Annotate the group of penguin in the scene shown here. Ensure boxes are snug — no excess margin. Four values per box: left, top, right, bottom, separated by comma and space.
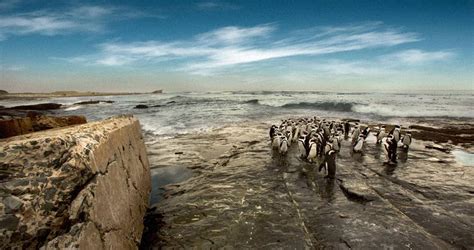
269, 117, 413, 177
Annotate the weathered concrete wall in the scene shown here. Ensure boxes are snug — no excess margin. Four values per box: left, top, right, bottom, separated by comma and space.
0, 115, 151, 249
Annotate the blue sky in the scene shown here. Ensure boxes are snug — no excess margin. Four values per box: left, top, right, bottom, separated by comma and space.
0, 0, 472, 92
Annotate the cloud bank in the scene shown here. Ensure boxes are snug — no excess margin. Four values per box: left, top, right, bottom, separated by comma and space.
61, 22, 453, 76
0, 5, 155, 40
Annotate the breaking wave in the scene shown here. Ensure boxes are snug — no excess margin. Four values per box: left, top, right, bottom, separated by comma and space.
279, 102, 355, 112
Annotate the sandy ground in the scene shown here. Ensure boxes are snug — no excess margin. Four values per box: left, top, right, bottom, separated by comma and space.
141, 120, 474, 249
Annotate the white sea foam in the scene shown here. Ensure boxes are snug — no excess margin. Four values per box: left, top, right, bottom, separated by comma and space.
64, 105, 83, 111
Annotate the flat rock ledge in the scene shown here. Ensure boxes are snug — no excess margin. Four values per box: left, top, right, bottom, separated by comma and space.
0, 115, 151, 249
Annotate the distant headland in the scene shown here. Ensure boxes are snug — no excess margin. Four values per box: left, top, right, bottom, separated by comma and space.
0, 90, 163, 100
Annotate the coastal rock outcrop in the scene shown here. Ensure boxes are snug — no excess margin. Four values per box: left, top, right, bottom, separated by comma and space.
134, 104, 149, 109
0, 115, 151, 249
73, 100, 115, 105
27, 113, 87, 132
0, 114, 87, 138
6, 103, 62, 111
0, 118, 34, 138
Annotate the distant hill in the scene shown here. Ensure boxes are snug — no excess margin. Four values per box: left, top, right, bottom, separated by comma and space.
0, 90, 8, 95
52, 91, 79, 95
152, 90, 163, 94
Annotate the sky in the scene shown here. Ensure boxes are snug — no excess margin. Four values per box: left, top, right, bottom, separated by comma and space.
0, 0, 472, 93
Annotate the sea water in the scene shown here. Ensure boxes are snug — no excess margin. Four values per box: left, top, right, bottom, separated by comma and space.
1, 91, 473, 137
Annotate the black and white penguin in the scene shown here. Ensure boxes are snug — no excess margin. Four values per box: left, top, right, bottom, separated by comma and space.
292, 124, 300, 142
307, 139, 318, 163
269, 125, 276, 139
344, 121, 350, 138
331, 136, 340, 152
279, 136, 289, 155
375, 125, 387, 144
389, 125, 401, 143
361, 126, 371, 139
383, 135, 397, 164
317, 141, 331, 174
285, 130, 292, 147
298, 136, 307, 158
272, 132, 282, 149
402, 131, 412, 150
351, 126, 360, 145
353, 134, 365, 153
324, 149, 337, 179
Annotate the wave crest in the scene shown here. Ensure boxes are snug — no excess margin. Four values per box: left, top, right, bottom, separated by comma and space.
280, 102, 354, 112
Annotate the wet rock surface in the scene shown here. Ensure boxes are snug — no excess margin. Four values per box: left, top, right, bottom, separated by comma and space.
0, 115, 151, 249
142, 121, 473, 249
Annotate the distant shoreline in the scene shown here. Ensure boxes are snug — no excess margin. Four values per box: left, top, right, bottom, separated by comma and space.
0, 90, 162, 100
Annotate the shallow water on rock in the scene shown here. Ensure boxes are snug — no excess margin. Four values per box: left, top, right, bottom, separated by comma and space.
452, 150, 474, 166
149, 166, 194, 204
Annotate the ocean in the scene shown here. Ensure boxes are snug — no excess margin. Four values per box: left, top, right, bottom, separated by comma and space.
2, 91, 473, 137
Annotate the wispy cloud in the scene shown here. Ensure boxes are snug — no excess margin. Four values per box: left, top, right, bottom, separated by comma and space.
62, 22, 454, 76
382, 49, 454, 64
292, 49, 455, 77
0, 5, 155, 40
1, 64, 25, 71
196, 1, 240, 11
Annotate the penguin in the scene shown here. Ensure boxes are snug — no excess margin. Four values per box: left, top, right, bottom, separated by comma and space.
375, 125, 386, 144
279, 136, 289, 155
351, 126, 360, 145
298, 136, 307, 158
361, 126, 371, 139
307, 140, 318, 163
383, 135, 397, 164
389, 125, 401, 143
323, 125, 331, 140
304, 132, 312, 155
332, 133, 342, 153
292, 125, 300, 142
272, 133, 282, 149
315, 132, 325, 157
285, 130, 292, 147
402, 131, 412, 150
331, 136, 339, 152
324, 149, 337, 179
344, 121, 350, 138
269, 125, 277, 140
353, 135, 365, 153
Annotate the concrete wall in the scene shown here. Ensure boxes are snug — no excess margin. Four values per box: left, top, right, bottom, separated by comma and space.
0, 115, 151, 249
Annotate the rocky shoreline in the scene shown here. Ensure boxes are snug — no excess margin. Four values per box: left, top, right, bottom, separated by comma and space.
0, 101, 472, 248
142, 118, 473, 248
